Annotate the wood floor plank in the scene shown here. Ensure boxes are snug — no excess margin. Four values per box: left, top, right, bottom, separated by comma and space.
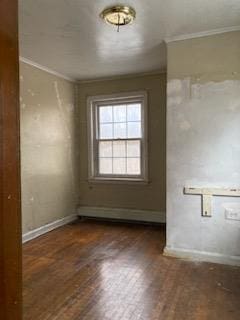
23, 219, 240, 320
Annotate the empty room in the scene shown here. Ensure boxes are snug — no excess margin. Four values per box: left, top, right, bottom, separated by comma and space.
0, 1, 240, 319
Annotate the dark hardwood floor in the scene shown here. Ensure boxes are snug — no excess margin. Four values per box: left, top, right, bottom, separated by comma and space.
23, 219, 240, 320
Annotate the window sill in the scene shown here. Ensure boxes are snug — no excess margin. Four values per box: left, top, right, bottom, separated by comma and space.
88, 177, 149, 185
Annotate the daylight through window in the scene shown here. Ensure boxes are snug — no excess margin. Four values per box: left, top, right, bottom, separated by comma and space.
88, 92, 148, 181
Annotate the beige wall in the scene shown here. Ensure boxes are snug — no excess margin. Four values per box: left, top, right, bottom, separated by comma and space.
20, 62, 78, 234
166, 31, 240, 265
168, 31, 240, 81
77, 73, 166, 212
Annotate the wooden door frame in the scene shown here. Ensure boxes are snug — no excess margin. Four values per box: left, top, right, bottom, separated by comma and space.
0, 0, 22, 319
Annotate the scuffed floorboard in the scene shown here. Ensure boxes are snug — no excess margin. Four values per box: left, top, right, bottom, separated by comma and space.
23, 220, 240, 320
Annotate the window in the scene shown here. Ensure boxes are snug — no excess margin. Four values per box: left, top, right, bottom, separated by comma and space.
87, 92, 148, 182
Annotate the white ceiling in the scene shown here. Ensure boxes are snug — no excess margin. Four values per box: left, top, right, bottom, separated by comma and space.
19, 0, 240, 80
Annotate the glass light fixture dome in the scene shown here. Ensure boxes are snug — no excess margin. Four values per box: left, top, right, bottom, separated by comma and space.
100, 5, 136, 31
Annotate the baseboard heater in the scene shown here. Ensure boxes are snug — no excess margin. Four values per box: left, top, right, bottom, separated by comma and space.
78, 206, 166, 224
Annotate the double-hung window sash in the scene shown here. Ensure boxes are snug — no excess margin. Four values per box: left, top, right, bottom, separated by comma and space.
88, 93, 147, 181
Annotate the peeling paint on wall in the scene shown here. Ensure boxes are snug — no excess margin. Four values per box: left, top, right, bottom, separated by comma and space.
166, 31, 240, 265
20, 61, 78, 234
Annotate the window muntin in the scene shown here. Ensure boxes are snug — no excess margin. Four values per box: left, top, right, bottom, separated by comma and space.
88, 93, 147, 181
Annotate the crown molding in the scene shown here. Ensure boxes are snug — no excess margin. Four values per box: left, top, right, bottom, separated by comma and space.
19, 56, 77, 82
78, 69, 166, 84
164, 25, 240, 43
20, 56, 166, 84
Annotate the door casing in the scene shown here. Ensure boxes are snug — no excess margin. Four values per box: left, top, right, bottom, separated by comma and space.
0, 0, 22, 319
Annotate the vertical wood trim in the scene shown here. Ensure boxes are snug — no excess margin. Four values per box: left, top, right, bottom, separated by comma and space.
0, 0, 22, 319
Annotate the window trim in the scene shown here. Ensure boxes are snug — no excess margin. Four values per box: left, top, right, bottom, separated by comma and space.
87, 91, 148, 183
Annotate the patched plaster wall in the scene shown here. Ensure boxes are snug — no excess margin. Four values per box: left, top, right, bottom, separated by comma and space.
20, 62, 78, 234
77, 73, 166, 213
165, 31, 240, 265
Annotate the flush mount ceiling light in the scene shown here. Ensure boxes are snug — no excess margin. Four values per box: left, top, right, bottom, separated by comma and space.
100, 5, 136, 32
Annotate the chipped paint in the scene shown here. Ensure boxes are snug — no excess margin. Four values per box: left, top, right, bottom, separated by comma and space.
167, 74, 240, 265
20, 61, 78, 234
54, 81, 71, 139
166, 26, 240, 266
180, 120, 191, 131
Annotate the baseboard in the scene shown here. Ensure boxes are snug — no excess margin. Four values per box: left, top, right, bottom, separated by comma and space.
164, 246, 240, 267
78, 206, 166, 223
22, 214, 78, 243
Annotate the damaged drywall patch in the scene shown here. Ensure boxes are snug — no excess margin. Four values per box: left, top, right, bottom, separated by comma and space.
167, 77, 240, 264
66, 103, 74, 112
27, 88, 35, 96
191, 79, 240, 101
54, 80, 76, 196
20, 60, 77, 234
228, 101, 240, 112
180, 120, 191, 131
168, 78, 240, 105
167, 78, 191, 107
54, 81, 71, 139
173, 112, 192, 132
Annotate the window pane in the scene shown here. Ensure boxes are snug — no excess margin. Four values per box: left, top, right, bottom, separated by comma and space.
99, 141, 112, 157
113, 158, 126, 174
99, 158, 112, 174
114, 123, 127, 139
127, 140, 140, 157
127, 158, 141, 175
113, 141, 126, 157
127, 104, 141, 121
100, 123, 113, 139
127, 122, 141, 138
99, 106, 112, 123
113, 105, 126, 122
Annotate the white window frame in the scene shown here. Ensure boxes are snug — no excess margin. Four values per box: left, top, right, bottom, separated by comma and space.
87, 91, 148, 183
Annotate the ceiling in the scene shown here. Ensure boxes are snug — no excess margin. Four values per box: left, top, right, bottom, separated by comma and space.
19, 0, 240, 81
